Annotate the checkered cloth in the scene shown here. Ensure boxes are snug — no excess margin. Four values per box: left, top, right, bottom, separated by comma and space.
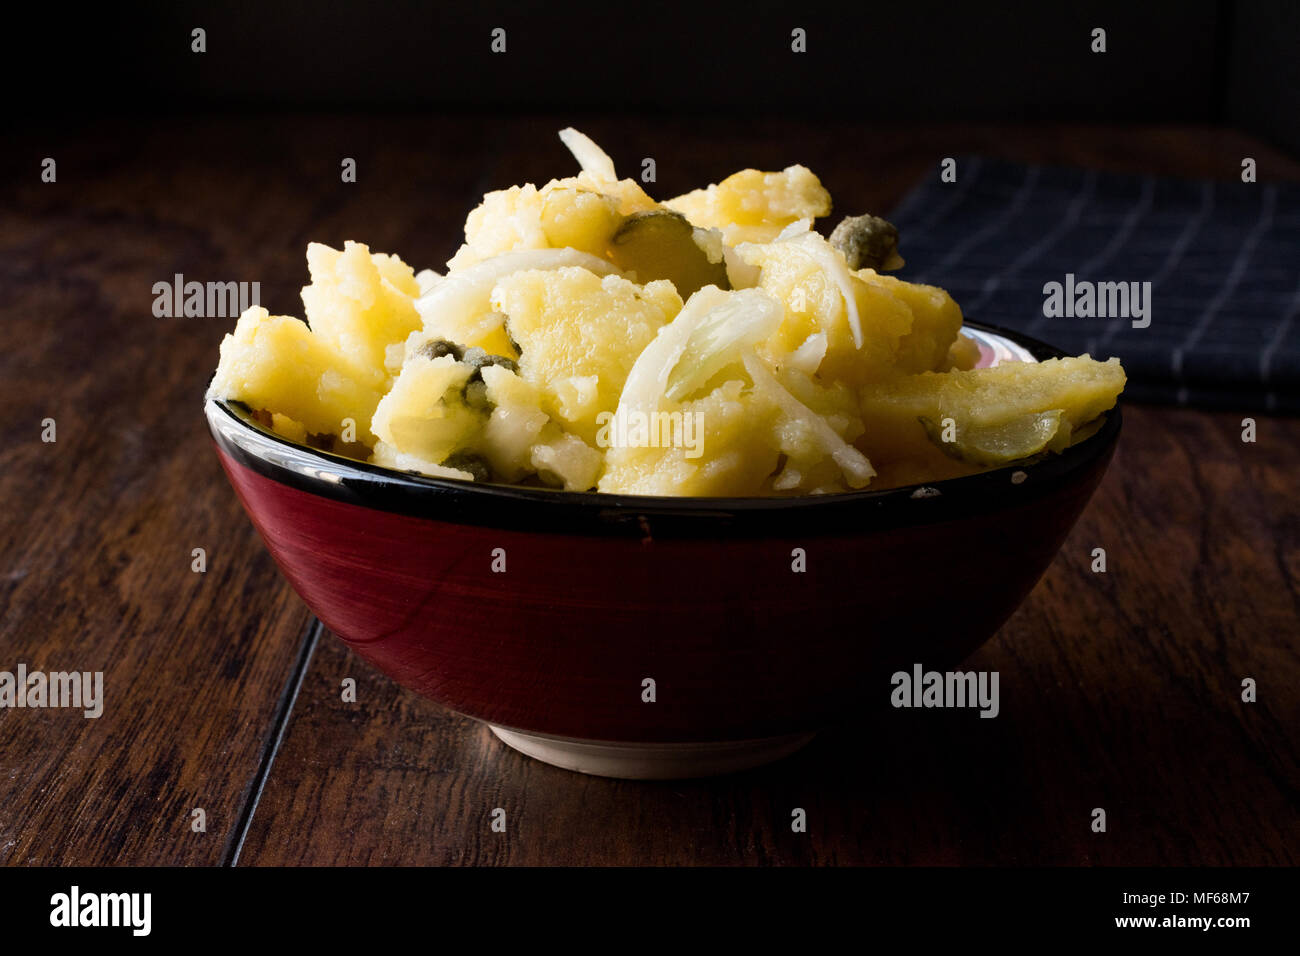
886, 158, 1300, 412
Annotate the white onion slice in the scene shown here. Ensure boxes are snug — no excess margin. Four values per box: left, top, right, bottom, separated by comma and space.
788, 332, 828, 375
558, 127, 618, 182
615, 288, 724, 419
775, 217, 814, 240
665, 289, 783, 401
617, 288, 782, 417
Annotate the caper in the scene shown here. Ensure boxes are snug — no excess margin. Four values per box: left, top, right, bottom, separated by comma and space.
415, 338, 465, 361
829, 214, 902, 271
442, 450, 492, 483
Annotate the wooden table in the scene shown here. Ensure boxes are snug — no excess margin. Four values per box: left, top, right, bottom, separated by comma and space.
1, 117, 1296, 866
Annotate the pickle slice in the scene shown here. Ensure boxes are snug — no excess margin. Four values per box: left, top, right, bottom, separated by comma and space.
858, 356, 1125, 469
921, 409, 1069, 466
607, 210, 730, 297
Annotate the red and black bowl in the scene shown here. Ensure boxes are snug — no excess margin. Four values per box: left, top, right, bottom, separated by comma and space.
205, 322, 1120, 778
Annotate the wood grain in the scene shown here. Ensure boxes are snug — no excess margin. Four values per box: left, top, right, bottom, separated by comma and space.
0, 139, 314, 864
2, 116, 1297, 865
0, 115, 485, 864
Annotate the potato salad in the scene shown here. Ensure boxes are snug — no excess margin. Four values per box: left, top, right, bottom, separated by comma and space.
208, 128, 1125, 496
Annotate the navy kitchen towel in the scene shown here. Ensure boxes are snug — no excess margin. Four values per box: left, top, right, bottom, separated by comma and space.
886, 158, 1300, 412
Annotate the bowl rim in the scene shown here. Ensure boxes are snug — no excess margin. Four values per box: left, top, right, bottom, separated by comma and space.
206, 321, 1122, 538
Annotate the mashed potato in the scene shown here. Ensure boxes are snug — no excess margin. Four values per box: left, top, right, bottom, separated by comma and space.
208, 128, 1125, 496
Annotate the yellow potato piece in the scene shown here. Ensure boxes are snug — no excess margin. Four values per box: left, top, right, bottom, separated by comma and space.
447, 184, 549, 271
666, 165, 831, 245
540, 187, 624, 257
740, 236, 912, 385
856, 271, 964, 374
371, 354, 482, 465
491, 267, 682, 445
565, 172, 658, 216
943, 332, 982, 372
530, 424, 605, 491
598, 380, 781, 497
269, 413, 308, 444
300, 241, 422, 374
208, 307, 387, 444
447, 175, 659, 272
761, 367, 868, 494
479, 365, 551, 482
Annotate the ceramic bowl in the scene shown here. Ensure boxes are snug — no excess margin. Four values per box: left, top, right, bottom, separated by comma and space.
205, 322, 1120, 779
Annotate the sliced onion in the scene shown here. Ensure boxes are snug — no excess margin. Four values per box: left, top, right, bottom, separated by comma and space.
617, 287, 782, 419
788, 332, 828, 375
615, 288, 723, 419
775, 217, 814, 240
558, 127, 618, 182
665, 289, 783, 401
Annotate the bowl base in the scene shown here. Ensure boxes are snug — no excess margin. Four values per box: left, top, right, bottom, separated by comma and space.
487, 725, 816, 779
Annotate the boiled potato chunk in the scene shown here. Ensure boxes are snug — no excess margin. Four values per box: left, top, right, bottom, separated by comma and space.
371, 440, 477, 481
761, 366, 868, 493
490, 267, 682, 445
857, 271, 964, 374
739, 233, 964, 384
858, 356, 1126, 471
414, 248, 620, 363
665, 165, 831, 245
447, 175, 658, 272
269, 412, 308, 444
530, 425, 604, 491
607, 210, 730, 298
446, 184, 550, 272
300, 241, 422, 375
598, 379, 782, 497
943, 332, 982, 372
565, 172, 658, 216
740, 234, 912, 385
540, 187, 623, 257
479, 364, 551, 482
371, 354, 484, 465
209, 307, 387, 444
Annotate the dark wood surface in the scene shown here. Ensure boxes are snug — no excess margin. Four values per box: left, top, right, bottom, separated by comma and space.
2, 116, 1297, 866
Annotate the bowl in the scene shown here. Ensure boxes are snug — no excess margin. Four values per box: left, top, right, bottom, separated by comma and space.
205, 322, 1120, 779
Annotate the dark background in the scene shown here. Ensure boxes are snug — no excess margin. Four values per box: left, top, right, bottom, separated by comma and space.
5, 1, 1297, 153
